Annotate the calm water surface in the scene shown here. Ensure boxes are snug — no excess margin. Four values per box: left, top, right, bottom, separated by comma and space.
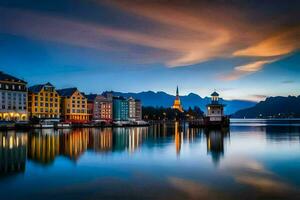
1, 120, 300, 200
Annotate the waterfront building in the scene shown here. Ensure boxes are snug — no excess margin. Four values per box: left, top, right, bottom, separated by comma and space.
128, 97, 142, 121
28, 82, 60, 120
0, 72, 27, 121
86, 94, 113, 123
57, 88, 88, 123
102, 91, 114, 101
113, 96, 129, 121
206, 91, 225, 122
172, 86, 184, 112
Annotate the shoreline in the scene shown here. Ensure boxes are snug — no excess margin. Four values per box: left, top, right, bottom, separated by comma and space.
0, 122, 150, 131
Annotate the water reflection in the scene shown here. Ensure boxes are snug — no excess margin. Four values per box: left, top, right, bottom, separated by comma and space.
1, 124, 300, 173
1, 122, 300, 199
205, 129, 229, 165
0, 124, 231, 173
0, 132, 27, 175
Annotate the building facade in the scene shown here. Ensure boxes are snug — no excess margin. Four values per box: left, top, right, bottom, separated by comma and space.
57, 88, 88, 123
128, 97, 142, 121
28, 82, 60, 119
113, 96, 129, 121
206, 91, 224, 122
86, 94, 113, 123
0, 72, 27, 121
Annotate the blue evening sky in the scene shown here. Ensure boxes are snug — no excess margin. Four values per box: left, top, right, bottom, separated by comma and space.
0, 0, 299, 101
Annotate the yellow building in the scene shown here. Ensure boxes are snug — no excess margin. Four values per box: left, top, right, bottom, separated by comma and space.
57, 88, 88, 123
28, 83, 60, 119
172, 86, 184, 112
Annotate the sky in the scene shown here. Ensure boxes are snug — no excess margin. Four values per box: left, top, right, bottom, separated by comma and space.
0, 0, 299, 101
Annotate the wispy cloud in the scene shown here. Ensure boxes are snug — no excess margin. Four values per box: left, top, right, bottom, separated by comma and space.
282, 80, 295, 84
220, 59, 276, 81
1, 0, 299, 80
233, 27, 300, 57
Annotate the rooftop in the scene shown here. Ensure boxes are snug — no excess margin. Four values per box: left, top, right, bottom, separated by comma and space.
0, 71, 27, 84
211, 91, 219, 96
28, 82, 54, 93
57, 87, 78, 97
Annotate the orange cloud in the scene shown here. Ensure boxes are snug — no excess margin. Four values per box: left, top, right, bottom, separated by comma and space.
220, 59, 276, 81
1, 1, 299, 79
233, 27, 300, 57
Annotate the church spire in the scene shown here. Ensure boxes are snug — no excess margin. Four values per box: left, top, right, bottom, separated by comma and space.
172, 86, 183, 112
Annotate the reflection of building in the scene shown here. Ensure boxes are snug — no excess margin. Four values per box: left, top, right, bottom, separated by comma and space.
88, 128, 113, 152
28, 130, 60, 164
60, 129, 89, 160
28, 82, 60, 119
57, 88, 88, 123
172, 86, 183, 112
128, 97, 142, 121
0, 132, 27, 173
112, 127, 147, 153
86, 94, 113, 123
174, 122, 182, 156
0, 71, 28, 121
128, 128, 144, 153
113, 97, 129, 121
206, 129, 229, 165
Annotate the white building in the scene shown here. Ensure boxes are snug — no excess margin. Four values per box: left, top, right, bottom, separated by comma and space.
206, 91, 224, 122
128, 97, 142, 121
0, 72, 28, 121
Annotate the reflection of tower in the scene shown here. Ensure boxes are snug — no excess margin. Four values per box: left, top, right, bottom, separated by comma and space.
172, 86, 184, 113
206, 129, 229, 166
0, 132, 27, 174
174, 122, 182, 156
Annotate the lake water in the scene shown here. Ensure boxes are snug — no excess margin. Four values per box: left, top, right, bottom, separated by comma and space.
1, 120, 300, 200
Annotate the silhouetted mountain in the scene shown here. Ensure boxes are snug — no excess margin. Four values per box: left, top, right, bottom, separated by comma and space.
105, 91, 256, 114
233, 96, 300, 118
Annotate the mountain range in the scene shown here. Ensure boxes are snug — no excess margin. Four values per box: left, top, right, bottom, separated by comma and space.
107, 91, 256, 115
233, 96, 300, 118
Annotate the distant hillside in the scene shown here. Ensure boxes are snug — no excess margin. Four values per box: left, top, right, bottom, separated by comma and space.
233, 96, 300, 118
106, 91, 256, 115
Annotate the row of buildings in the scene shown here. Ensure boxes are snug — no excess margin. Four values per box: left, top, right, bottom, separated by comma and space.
0, 71, 142, 123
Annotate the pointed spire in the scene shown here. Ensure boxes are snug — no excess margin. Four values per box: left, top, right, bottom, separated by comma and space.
176, 86, 179, 97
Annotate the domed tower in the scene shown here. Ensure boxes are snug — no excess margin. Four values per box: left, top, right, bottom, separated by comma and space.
172, 86, 184, 112
206, 91, 225, 122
